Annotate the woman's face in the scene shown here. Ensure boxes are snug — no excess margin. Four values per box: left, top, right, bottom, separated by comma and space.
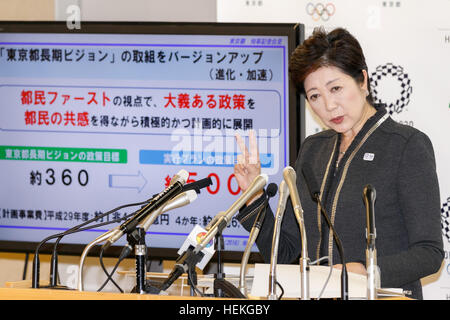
304, 65, 370, 136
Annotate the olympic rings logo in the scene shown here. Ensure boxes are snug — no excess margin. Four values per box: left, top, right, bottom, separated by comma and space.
306, 2, 336, 21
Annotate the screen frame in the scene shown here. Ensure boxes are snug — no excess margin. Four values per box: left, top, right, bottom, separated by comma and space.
0, 20, 305, 264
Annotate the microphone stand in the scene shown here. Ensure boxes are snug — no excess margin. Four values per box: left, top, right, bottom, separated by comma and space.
76, 200, 166, 292
124, 220, 152, 294
283, 167, 310, 300
210, 230, 247, 298
297, 211, 310, 301
213, 232, 225, 297
35, 199, 148, 289
366, 237, 378, 300
363, 185, 378, 300
157, 174, 268, 294
78, 227, 133, 292
238, 206, 263, 297
114, 190, 200, 294
78, 228, 121, 291
239, 183, 277, 298
126, 227, 147, 294
37, 172, 196, 290
49, 205, 144, 289
31, 209, 136, 289
268, 180, 289, 300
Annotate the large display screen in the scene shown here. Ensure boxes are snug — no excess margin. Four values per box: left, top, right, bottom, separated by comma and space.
0, 22, 304, 262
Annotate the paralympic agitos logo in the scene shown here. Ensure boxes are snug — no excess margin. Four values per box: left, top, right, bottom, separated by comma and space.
369, 63, 413, 115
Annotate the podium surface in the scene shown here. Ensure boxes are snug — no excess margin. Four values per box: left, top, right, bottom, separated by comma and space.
0, 287, 228, 300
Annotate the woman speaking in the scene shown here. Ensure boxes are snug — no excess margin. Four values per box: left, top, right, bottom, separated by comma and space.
234, 27, 444, 300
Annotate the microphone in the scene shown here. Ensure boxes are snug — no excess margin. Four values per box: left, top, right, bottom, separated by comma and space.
102, 169, 189, 250
81, 191, 198, 292
158, 173, 269, 293
176, 224, 216, 271
254, 183, 277, 229
126, 190, 199, 252
138, 190, 198, 232
143, 176, 212, 231
181, 176, 212, 194
169, 170, 188, 186
205, 211, 226, 231
283, 166, 310, 300
47, 175, 202, 288
195, 173, 268, 252
268, 180, 290, 300
301, 162, 348, 300
239, 183, 278, 296
32, 198, 149, 289
267, 182, 279, 198
363, 184, 378, 300
150, 224, 211, 293
363, 185, 376, 248
205, 180, 273, 232
130, 190, 198, 294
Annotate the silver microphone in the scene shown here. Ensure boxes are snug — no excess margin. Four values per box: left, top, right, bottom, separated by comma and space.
268, 180, 290, 300
363, 184, 378, 300
103, 169, 189, 248
205, 211, 226, 231
169, 170, 189, 186
194, 173, 268, 254
157, 173, 269, 293
239, 182, 278, 297
138, 190, 198, 231
79, 191, 197, 293
283, 166, 310, 300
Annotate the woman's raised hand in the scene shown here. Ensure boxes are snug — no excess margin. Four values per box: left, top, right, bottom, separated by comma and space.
234, 130, 262, 196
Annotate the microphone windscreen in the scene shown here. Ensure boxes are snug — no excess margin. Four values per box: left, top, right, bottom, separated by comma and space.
260, 173, 269, 184
363, 184, 376, 202
185, 189, 198, 202
169, 169, 189, 186
177, 169, 189, 182
266, 183, 278, 198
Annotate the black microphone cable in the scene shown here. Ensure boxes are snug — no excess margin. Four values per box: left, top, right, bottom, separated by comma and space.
302, 164, 349, 300
97, 178, 213, 293
315, 200, 348, 299
47, 199, 151, 287
187, 264, 205, 297
36, 211, 135, 289
238, 183, 278, 298
51, 211, 135, 292
276, 281, 285, 300
39, 176, 204, 289
97, 243, 132, 293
